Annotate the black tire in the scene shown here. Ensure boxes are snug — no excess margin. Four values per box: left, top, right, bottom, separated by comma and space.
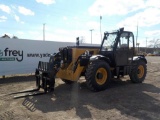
85, 60, 111, 92
62, 79, 74, 84
130, 60, 147, 83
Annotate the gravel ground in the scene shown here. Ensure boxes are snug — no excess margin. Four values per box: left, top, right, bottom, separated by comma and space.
0, 56, 160, 120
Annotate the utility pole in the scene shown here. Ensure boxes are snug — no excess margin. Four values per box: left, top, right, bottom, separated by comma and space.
90, 29, 94, 44
100, 15, 102, 42
136, 22, 138, 47
43, 23, 45, 41
146, 37, 147, 53
137, 43, 140, 53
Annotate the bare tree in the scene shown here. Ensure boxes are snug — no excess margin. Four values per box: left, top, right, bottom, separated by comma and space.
148, 38, 160, 54
79, 36, 85, 43
12, 36, 18, 39
1, 34, 10, 38
1, 34, 18, 39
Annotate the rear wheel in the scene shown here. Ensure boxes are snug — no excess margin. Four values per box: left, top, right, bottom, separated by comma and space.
130, 60, 147, 83
85, 60, 111, 92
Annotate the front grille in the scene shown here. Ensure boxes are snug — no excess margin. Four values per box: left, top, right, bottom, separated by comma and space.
60, 47, 72, 63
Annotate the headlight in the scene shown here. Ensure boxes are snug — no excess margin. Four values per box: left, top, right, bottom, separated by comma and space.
60, 60, 65, 68
85, 50, 89, 56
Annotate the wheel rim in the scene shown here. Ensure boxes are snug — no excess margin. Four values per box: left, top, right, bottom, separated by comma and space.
137, 65, 144, 78
95, 68, 107, 85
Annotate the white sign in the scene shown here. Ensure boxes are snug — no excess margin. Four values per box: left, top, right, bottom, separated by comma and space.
0, 38, 76, 75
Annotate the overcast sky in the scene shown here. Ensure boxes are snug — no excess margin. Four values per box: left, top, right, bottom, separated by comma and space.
0, 0, 160, 47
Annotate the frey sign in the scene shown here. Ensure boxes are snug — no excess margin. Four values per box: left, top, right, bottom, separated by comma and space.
0, 48, 23, 62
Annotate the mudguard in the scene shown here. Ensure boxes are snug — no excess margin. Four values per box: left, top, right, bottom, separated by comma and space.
133, 56, 147, 64
90, 55, 111, 65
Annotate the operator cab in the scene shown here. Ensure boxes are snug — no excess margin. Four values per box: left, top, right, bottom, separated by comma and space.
99, 28, 135, 67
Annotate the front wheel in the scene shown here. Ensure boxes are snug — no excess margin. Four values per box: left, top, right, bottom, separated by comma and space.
130, 60, 147, 83
85, 60, 111, 92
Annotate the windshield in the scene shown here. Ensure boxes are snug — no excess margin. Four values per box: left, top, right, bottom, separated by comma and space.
102, 33, 117, 51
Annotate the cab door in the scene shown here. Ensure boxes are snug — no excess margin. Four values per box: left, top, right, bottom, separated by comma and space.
115, 32, 134, 66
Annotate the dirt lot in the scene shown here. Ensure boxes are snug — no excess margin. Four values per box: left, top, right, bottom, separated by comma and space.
0, 56, 160, 120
